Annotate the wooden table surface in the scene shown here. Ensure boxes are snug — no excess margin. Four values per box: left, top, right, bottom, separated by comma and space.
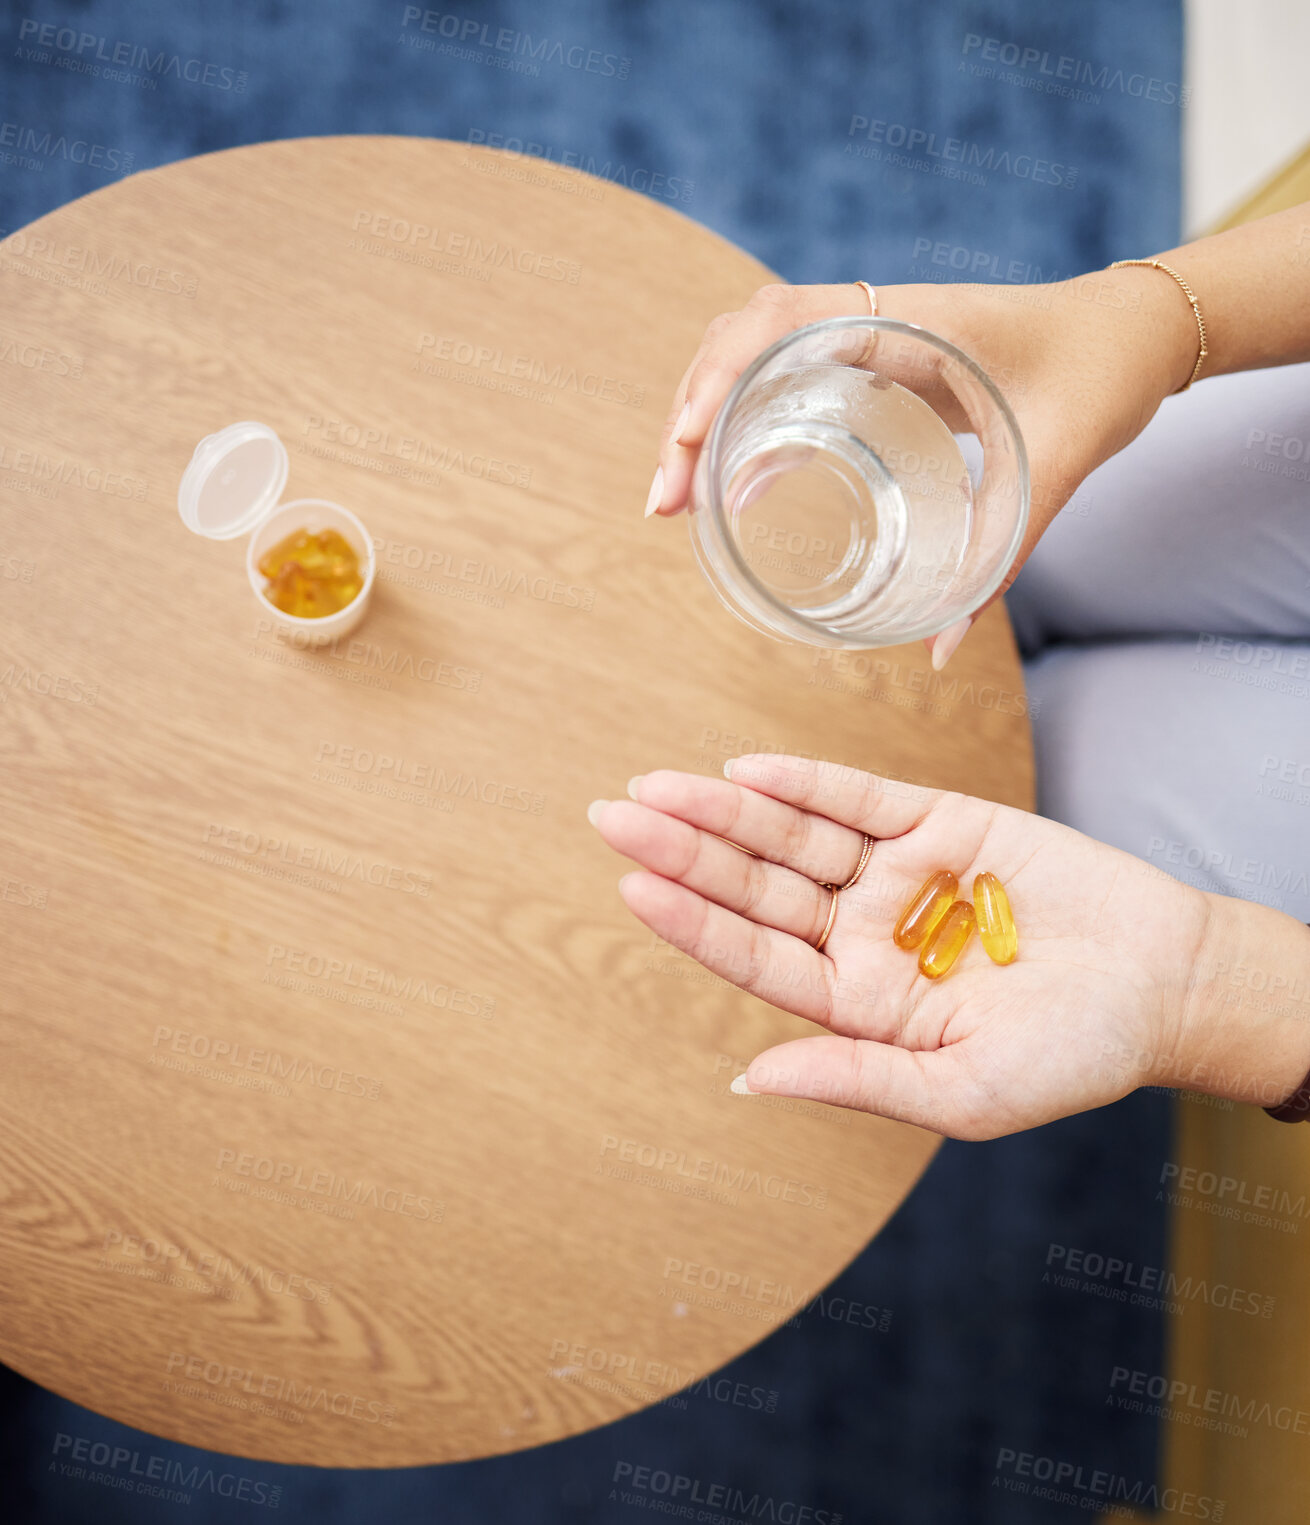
0, 136, 1034, 1467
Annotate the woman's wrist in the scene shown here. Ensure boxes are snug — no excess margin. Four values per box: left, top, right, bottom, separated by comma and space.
1090, 262, 1203, 402
1167, 892, 1310, 1107
1141, 204, 1310, 379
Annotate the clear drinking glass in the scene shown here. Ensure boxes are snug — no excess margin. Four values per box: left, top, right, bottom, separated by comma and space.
686, 317, 1029, 649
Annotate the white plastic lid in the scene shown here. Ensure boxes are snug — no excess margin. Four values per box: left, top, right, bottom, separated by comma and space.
177, 421, 289, 540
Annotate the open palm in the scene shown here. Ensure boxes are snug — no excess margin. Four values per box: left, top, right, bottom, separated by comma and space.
589, 754, 1213, 1138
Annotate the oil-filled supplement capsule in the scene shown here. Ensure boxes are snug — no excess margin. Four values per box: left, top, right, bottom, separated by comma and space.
918, 900, 975, 980
973, 871, 1018, 965
893, 870, 959, 950
258, 526, 363, 619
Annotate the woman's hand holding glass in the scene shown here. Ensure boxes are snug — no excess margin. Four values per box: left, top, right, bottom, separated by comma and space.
646, 275, 1199, 661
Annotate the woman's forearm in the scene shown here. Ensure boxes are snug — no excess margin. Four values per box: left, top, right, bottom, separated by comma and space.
1173, 893, 1310, 1107
1105, 202, 1310, 394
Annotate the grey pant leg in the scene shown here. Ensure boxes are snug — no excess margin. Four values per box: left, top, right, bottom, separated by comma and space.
1024, 639, 1310, 923
1006, 363, 1310, 655
1004, 363, 1310, 908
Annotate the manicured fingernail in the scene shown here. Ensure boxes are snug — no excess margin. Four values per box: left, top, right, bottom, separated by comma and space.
626, 775, 646, 800
586, 799, 609, 826
644, 465, 664, 518
670, 401, 692, 446
729, 1074, 755, 1095
931, 616, 972, 671
722, 760, 734, 778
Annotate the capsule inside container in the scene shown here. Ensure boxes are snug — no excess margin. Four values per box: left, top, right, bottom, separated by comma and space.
177, 420, 376, 643
245, 499, 375, 641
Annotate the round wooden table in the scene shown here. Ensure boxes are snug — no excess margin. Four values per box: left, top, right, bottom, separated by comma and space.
0, 137, 1034, 1467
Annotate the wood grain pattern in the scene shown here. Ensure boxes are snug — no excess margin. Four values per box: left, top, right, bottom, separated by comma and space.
0, 136, 1034, 1466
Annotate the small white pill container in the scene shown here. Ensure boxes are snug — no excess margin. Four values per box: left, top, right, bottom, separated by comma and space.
177, 420, 376, 641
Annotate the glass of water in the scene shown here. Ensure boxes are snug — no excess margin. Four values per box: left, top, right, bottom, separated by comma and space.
686, 317, 1029, 649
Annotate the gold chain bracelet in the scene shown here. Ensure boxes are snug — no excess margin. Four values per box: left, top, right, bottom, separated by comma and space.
1107, 258, 1209, 392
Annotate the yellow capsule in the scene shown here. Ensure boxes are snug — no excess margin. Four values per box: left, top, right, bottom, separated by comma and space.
918, 901, 975, 980
973, 871, 1018, 965
893, 870, 959, 950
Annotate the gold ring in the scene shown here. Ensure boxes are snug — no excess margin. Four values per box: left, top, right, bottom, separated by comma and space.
852, 283, 879, 369
814, 887, 840, 953
835, 833, 874, 891
813, 834, 873, 950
